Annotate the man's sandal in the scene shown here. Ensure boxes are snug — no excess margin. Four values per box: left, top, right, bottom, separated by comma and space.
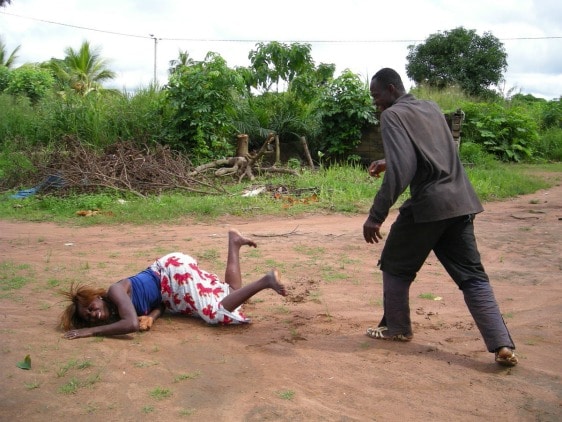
366, 326, 413, 342
495, 347, 518, 367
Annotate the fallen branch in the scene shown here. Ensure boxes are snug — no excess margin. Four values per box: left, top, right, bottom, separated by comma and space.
251, 226, 301, 237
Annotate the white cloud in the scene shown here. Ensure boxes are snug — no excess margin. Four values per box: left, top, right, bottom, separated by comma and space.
1, 0, 560, 99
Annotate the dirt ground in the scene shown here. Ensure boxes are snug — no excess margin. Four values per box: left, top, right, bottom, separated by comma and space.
1, 180, 561, 421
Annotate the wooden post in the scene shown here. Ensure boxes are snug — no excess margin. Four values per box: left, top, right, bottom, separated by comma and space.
300, 136, 315, 169
274, 134, 280, 165
236, 134, 249, 157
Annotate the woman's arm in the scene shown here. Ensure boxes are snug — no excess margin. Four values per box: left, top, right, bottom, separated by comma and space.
64, 279, 140, 339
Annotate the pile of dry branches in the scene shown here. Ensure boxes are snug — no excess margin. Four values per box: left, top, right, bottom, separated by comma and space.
21, 135, 301, 197
34, 138, 226, 197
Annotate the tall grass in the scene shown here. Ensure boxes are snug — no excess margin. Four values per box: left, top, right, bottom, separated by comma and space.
0, 163, 558, 225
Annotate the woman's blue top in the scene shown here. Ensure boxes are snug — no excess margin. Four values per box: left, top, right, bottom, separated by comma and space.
129, 269, 162, 315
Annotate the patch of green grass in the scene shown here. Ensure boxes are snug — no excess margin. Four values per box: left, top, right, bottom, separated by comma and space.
418, 293, 437, 300
174, 371, 200, 382
276, 389, 295, 400
150, 386, 172, 400
293, 244, 326, 257
46, 278, 61, 288
1, 164, 560, 225
141, 406, 155, 414
0, 261, 33, 291
59, 377, 80, 394
134, 360, 159, 368
179, 408, 196, 416
24, 380, 40, 390
56, 358, 92, 377
198, 248, 220, 262
85, 403, 99, 414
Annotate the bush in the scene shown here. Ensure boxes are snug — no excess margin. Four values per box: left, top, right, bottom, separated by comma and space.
460, 102, 539, 162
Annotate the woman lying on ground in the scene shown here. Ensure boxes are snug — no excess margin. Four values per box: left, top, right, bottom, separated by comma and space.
60, 229, 287, 339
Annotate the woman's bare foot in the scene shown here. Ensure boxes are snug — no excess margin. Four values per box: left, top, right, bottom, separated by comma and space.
229, 229, 257, 249
266, 269, 287, 296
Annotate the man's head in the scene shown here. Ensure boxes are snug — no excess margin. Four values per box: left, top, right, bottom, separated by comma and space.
370, 68, 406, 112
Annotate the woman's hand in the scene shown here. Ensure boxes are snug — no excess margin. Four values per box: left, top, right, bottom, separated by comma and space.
63, 328, 93, 340
138, 316, 154, 331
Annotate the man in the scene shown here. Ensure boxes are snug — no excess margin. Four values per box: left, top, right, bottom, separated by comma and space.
363, 67, 517, 367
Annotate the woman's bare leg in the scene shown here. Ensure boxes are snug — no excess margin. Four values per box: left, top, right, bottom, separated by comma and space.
221, 269, 287, 312
224, 229, 257, 290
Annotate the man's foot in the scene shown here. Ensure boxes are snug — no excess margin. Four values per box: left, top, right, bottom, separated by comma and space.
229, 229, 257, 249
266, 269, 287, 297
495, 346, 518, 367
366, 326, 413, 342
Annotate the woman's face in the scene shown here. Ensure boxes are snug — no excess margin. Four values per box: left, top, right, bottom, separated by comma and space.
77, 297, 110, 325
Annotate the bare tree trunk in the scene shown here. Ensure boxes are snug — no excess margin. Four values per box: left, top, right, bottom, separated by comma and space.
274, 135, 280, 165
236, 134, 249, 157
300, 136, 315, 169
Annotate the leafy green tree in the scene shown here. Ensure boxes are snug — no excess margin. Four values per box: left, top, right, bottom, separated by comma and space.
316, 70, 376, 160
406, 27, 507, 97
165, 51, 246, 162
6, 64, 54, 104
49, 41, 115, 95
247, 42, 315, 93
0, 36, 20, 69
168, 50, 194, 75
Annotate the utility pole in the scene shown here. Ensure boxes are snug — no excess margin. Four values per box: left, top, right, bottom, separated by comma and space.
149, 34, 158, 85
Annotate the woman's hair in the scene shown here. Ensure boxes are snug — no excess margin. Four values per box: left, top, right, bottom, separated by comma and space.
59, 282, 107, 330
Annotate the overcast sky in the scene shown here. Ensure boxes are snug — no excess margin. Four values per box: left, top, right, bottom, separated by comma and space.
1, 0, 561, 99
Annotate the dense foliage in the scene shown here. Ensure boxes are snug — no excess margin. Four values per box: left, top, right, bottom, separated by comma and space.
406, 27, 507, 97
0, 35, 561, 193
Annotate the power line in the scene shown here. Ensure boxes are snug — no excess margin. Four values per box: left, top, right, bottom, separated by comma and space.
2, 11, 561, 44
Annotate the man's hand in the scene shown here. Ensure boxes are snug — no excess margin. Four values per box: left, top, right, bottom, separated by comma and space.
138, 316, 154, 331
368, 159, 386, 178
363, 219, 383, 244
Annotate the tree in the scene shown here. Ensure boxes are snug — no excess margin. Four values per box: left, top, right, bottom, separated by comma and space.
247, 42, 315, 93
49, 41, 115, 95
316, 70, 377, 160
168, 50, 194, 75
406, 27, 507, 97
0, 0, 12, 7
0, 36, 20, 69
165, 51, 247, 162
6, 64, 54, 104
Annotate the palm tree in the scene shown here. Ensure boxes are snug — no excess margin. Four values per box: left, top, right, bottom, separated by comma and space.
51, 40, 115, 95
0, 36, 20, 68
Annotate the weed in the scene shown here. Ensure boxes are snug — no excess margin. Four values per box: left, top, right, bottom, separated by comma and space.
59, 377, 80, 394
0, 261, 33, 291
418, 293, 437, 300
179, 408, 196, 416
276, 389, 295, 400
199, 248, 220, 261
174, 371, 200, 382
85, 403, 99, 414
134, 360, 159, 368
24, 380, 40, 390
150, 387, 172, 400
